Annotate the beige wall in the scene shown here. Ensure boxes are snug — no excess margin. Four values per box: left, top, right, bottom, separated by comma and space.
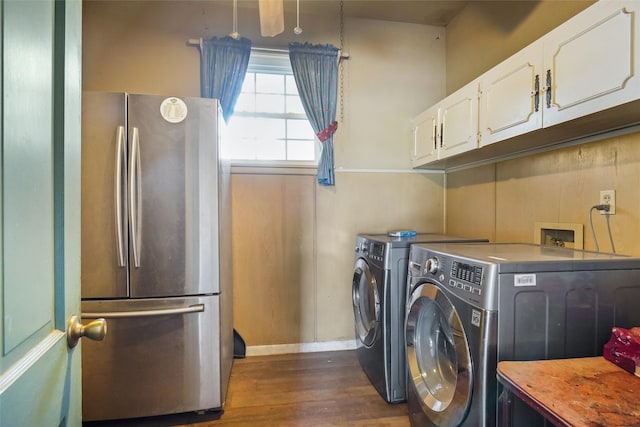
83, 1, 446, 345
317, 171, 444, 341
338, 18, 445, 169
321, 17, 447, 341
445, 164, 496, 241
445, 0, 640, 256
494, 134, 640, 253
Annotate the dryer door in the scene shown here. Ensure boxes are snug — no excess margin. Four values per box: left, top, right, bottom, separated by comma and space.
406, 283, 472, 426
352, 258, 380, 348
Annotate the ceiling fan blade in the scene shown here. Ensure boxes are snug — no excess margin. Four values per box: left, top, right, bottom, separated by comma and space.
259, 0, 284, 37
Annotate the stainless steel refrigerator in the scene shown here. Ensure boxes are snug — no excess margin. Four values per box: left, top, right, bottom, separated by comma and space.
80, 92, 233, 421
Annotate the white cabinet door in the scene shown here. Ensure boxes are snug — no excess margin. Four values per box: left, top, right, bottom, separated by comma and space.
411, 104, 439, 167
543, 0, 640, 128
479, 43, 543, 147
439, 80, 479, 159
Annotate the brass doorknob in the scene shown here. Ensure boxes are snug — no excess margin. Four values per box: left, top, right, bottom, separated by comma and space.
67, 315, 107, 348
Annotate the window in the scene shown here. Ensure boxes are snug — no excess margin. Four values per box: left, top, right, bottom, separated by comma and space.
225, 50, 317, 164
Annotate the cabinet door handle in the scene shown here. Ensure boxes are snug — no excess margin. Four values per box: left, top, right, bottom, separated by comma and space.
433, 123, 438, 151
545, 69, 552, 108
534, 74, 540, 112
440, 122, 444, 147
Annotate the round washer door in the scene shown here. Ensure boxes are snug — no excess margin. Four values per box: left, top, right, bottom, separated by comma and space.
405, 283, 472, 426
352, 258, 380, 347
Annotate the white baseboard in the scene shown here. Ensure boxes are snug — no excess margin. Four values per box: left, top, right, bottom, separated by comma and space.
245, 339, 357, 357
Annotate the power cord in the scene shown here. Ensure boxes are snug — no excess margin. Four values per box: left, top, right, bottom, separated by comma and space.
589, 204, 616, 253
605, 214, 616, 254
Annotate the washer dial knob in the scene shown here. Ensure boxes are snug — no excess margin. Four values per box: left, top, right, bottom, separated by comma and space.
355, 242, 368, 255
425, 257, 439, 274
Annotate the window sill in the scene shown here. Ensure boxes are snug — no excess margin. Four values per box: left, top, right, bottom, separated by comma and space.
230, 161, 317, 176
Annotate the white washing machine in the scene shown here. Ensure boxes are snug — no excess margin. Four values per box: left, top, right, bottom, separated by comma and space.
405, 243, 640, 426
351, 233, 487, 404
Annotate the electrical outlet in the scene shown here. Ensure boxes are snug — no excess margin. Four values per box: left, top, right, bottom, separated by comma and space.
600, 190, 616, 215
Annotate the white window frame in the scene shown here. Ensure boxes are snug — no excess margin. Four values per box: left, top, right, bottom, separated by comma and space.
226, 48, 319, 168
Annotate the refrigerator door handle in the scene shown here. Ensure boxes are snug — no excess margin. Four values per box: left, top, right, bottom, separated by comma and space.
82, 304, 205, 319
115, 125, 126, 267
129, 127, 142, 268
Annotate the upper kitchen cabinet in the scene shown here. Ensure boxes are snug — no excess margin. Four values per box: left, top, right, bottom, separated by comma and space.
479, 43, 543, 147
412, 79, 479, 165
411, 104, 439, 167
480, 1, 638, 147
542, 0, 639, 127
440, 80, 480, 159
416, 0, 640, 170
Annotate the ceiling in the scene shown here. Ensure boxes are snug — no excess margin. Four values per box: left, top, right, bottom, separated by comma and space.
283, 0, 471, 27
317, 1, 468, 26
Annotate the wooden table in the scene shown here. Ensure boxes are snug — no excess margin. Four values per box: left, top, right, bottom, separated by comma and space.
497, 357, 640, 427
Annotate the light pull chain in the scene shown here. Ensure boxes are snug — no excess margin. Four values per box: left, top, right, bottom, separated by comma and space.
294, 0, 302, 34
339, 0, 345, 123
230, 0, 239, 39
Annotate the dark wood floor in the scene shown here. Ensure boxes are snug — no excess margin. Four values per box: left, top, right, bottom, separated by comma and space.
85, 350, 410, 427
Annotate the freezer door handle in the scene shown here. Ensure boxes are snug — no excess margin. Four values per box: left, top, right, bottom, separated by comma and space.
115, 125, 126, 267
82, 304, 205, 319
129, 127, 142, 268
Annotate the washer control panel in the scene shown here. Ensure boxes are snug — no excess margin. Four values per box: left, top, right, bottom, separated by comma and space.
408, 246, 497, 310
368, 241, 385, 263
451, 261, 483, 286
354, 237, 385, 265
447, 260, 484, 296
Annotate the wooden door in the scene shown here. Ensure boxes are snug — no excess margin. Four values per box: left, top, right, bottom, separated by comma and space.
0, 1, 83, 425
542, 0, 640, 128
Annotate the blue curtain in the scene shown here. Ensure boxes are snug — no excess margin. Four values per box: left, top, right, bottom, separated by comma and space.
289, 42, 339, 186
200, 36, 252, 122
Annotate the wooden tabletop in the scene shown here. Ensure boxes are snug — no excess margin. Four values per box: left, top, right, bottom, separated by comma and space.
497, 357, 640, 427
